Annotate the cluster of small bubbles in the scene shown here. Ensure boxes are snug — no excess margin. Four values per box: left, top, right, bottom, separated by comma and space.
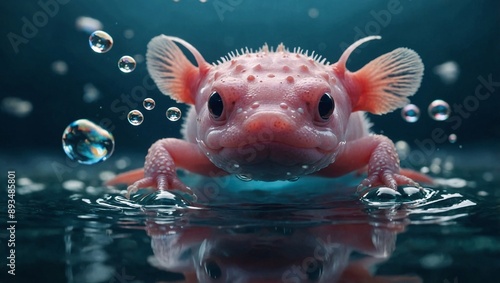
62, 119, 115, 165
236, 174, 252, 182
401, 104, 420, 123
89, 30, 113, 53
127, 110, 144, 126
428, 100, 450, 121
143, 98, 156, 110
166, 107, 182, 121
118, 55, 136, 73
448, 133, 457, 143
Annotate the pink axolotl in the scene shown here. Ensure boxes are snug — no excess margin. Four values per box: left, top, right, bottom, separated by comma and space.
108, 34, 431, 198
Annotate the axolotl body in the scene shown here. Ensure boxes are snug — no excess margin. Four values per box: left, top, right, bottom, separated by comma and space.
108, 35, 429, 198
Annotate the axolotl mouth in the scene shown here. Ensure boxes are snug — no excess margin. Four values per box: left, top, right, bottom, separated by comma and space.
197, 139, 340, 181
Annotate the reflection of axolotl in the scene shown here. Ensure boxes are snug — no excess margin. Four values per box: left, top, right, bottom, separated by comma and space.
145, 215, 421, 283
108, 35, 431, 197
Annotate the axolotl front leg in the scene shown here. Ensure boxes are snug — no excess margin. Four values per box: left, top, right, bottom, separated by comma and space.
317, 135, 419, 192
108, 138, 226, 198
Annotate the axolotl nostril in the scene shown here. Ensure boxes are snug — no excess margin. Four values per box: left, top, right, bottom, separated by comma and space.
107, 35, 432, 198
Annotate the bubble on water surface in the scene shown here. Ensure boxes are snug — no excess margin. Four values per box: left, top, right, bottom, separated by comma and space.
89, 30, 113, 53
428, 100, 450, 121
236, 174, 252, 182
118, 55, 136, 73
62, 119, 115, 165
127, 110, 144, 126
401, 104, 420, 123
361, 186, 435, 207
166, 107, 182, 121
143, 98, 155, 110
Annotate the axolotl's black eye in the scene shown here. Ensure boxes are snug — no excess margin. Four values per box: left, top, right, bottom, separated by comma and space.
318, 93, 335, 120
208, 91, 224, 119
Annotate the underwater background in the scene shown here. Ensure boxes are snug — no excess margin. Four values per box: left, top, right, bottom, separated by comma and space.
1, 1, 500, 283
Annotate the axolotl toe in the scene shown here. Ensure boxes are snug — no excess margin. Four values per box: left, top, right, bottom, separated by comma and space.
107, 35, 432, 198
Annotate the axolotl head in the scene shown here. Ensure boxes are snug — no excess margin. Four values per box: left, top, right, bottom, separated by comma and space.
146, 35, 423, 181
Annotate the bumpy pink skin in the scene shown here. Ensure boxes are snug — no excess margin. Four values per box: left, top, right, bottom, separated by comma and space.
116, 39, 423, 198
190, 52, 356, 181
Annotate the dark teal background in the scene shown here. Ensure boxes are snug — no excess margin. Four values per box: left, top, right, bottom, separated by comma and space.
2, 0, 499, 155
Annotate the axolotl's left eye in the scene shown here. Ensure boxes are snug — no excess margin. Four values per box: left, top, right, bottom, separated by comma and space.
317, 93, 335, 120
208, 91, 224, 120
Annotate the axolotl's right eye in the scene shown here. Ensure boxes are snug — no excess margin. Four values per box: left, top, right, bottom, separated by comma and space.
317, 93, 335, 121
208, 91, 224, 120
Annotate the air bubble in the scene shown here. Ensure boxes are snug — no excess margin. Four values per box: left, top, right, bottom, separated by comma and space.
143, 98, 155, 110
448, 134, 457, 143
62, 119, 114, 165
428, 100, 450, 121
166, 107, 182, 121
89, 30, 113, 53
395, 140, 410, 160
401, 104, 420, 123
361, 186, 433, 207
118, 56, 136, 73
127, 110, 144, 126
